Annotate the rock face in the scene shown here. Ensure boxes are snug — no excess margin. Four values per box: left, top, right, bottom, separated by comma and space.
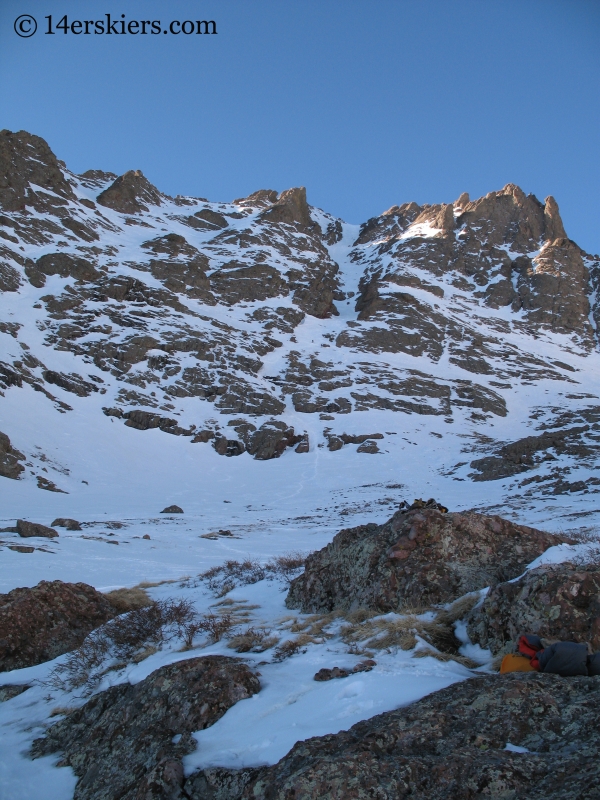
1, 130, 600, 502
16, 519, 59, 538
161, 504, 183, 514
0, 430, 24, 479
286, 508, 565, 613
0, 129, 77, 212
468, 562, 600, 655
241, 673, 600, 800
96, 169, 163, 214
0, 580, 117, 671
32, 656, 261, 800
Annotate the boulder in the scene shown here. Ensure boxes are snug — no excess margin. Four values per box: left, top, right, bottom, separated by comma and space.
313, 660, 376, 682
161, 505, 183, 514
213, 436, 245, 457
123, 409, 192, 436
32, 656, 261, 800
0, 580, 117, 671
51, 517, 82, 531
286, 507, 566, 613
246, 421, 302, 460
16, 519, 59, 538
468, 562, 600, 655
241, 673, 600, 799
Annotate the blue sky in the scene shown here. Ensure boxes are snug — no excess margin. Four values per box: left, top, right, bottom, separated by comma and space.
1, 0, 599, 252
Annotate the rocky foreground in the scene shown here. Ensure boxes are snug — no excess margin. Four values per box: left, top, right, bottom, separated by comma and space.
0, 504, 591, 799
240, 673, 600, 800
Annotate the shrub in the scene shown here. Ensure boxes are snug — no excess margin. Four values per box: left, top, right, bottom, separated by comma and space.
196, 552, 308, 596
45, 599, 201, 694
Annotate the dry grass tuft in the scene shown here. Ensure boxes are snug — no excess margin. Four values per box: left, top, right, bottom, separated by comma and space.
436, 594, 481, 625
105, 587, 154, 613
131, 645, 158, 663
228, 627, 279, 653
136, 578, 180, 589
340, 612, 462, 654
288, 613, 337, 637
273, 633, 318, 662
412, 648, 480, 669
344, 608, 380, 625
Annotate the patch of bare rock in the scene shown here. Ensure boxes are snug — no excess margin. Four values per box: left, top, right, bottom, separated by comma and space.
32, 656, 260, 800
0, 430, 25, 479
286, 502, 567, 613
52, 517, 82, 530
468, 562, 600, 655
238, 673, 600, 799
16, 519, 59, 538
0, 580, 117, 671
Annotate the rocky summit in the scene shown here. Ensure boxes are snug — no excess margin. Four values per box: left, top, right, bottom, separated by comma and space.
0, 129, 600, 520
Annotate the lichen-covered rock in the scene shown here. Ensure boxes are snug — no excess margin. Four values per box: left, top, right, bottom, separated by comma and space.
32, 656, 261, 800
185, 766, 266, 800
286, 508, 566, 613
242, 673, 600, 800
0, 580, 116, 671
467, 562, 600, 655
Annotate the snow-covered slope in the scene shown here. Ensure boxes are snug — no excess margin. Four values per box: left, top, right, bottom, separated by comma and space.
1, 128, 600, 580
2, 129, 600, 800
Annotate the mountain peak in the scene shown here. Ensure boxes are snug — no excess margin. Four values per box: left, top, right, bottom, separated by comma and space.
96, 169, 164, 214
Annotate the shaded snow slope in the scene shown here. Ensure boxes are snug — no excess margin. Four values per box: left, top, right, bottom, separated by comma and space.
1, 129, 600, 566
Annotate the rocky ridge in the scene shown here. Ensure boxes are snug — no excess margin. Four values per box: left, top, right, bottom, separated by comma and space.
0, 129, 600, 503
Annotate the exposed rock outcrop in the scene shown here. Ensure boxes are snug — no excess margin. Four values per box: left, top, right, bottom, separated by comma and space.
286, 508, 566, 613
259, 187, 314, 229
468, 562, 600, 655
0, 430, 25, 479
96, 169, 163, 214
240, 673, 600, 800
0, 129, 77, 212
32, 656, 261, 800
16, 519, 59, 538
0, 580, 117, 671
246, 420, 302, 460
51, 517, 82, 530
